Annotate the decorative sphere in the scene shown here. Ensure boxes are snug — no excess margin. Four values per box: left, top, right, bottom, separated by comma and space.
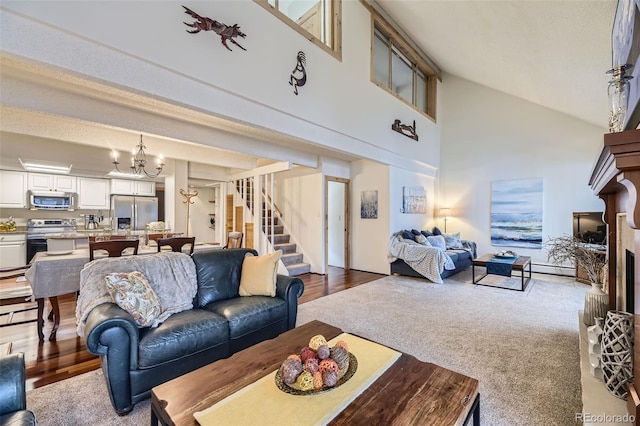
318, 358, 339, 374
280, 358, 302, 385
323, 370, 338, 387
287, 354, 301, 363
303, 358, 319, 375
300, 347, 316, 363
335, 340, 349, 351
309, 334, 327, 351
295, 371, 314, 391
317, 344, 330, 360
330, 346, 350, 370
313, 371, 324, 389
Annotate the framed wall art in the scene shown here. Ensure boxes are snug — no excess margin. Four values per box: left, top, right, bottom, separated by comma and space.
361, 190, 378, 219
491, 178, 543, 249
402, 186, 426, 214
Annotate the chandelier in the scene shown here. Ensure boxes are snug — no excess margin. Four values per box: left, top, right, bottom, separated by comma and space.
111, 135, 165, 178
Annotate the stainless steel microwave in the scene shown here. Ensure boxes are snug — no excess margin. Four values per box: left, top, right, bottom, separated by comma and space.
28, 190, 77, 211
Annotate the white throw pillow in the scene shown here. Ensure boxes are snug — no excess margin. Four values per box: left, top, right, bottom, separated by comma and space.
427, 235, 446, 251
414, 234, 433, 247
239, 250, 282, 297
443, 232, 464, 249
104, 271, 163, 327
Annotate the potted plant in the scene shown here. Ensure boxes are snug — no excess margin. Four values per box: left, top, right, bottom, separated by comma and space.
546, 235, 608, 325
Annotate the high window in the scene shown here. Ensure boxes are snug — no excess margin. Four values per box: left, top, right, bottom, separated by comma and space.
255, 0, 342, 59
371, 15, 438, 121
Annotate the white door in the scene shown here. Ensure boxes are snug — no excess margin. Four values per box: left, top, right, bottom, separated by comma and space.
0, 239, 26, 268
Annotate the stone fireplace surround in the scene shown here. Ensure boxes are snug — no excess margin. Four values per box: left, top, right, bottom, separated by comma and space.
589, 129, 640, 418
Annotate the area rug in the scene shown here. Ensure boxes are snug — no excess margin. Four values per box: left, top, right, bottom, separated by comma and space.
26, 271, 586, 426
297, 271, 587, 426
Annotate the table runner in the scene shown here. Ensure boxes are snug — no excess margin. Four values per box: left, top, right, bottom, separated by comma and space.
193, 333, 401, 426
486, 256, 517, 277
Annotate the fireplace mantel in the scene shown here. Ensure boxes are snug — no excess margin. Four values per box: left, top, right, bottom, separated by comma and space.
589, 129, 640, 419
590, 129, 640, 229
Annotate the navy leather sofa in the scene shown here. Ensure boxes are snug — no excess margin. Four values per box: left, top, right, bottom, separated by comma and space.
84, 248, 304, 415
0, 353, 37, 426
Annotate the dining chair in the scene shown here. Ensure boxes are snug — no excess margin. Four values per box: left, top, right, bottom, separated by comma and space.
223, 232, 243, 249
89, 239, 140, 261
157, 237, 196, 255
0, 265, 37, 334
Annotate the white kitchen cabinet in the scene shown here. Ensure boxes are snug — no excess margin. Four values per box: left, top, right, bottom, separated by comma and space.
78, 177, 110, 209
0, 170, 27, 208
0, 234, 26, 268
111, 179, 155, 196
28, 173, 77, 192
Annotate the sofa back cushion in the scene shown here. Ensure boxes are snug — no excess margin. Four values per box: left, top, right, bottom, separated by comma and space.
192, 248, 259, 307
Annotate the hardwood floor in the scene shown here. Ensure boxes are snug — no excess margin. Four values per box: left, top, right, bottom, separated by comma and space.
0, 266, 384, 391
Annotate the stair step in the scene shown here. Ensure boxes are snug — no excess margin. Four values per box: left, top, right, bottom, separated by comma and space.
286, 262, 311, 276
263, 225, 284, 234
270, 234, 290, 245
274, 242, 297, 254
281, 252, 303, 266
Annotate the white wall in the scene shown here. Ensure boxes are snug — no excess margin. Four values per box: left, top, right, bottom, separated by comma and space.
439, 74, 606, 270
187, 186, 218, 243
350, 159, 390, 274
0, 1, 440, 174
389, 166, 437, 234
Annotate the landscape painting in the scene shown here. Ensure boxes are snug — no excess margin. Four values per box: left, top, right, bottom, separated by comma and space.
361, 190, 378, 219
403, 186, 426, 214
491, 178, 543, 249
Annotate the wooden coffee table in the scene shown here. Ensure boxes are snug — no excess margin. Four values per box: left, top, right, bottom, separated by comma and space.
151, 320, 480, 426
472, 254, 532, 291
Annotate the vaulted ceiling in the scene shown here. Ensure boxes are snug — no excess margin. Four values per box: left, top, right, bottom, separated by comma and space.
377, 0, 617, 129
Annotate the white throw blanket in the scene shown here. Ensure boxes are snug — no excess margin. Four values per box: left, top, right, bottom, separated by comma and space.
75, 252, 198, 336
387, 233, 455, 283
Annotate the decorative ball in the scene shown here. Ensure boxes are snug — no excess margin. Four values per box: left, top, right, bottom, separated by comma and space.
309, 334, 327, 351
317, 344, 330, 360
335, 340, 349, 351
330, 346, 350, 370
287, 354, 301, 363
313, 371, 324, 389
280, 358, 303, 385
295, 371, 314, 391
323, 370, 338, 387
300, 347, 316, 363
318, 358, 339, 374
303, 358, 319, 375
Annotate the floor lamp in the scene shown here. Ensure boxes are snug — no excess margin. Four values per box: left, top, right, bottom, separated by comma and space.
440, 208, 450, 233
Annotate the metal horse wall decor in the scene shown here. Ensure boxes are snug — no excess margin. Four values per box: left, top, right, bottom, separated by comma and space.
182, 6, 246, 52
289, 51, 307, 95
391, 119, 419, 141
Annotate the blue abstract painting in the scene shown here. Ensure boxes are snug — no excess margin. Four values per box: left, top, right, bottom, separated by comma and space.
491, 178, 543, 249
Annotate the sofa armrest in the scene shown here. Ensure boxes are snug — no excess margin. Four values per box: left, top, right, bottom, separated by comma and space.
85, 303, 140, 369
461, 240, 477, 258
275, 274, 304, 329
0, 353, 26, 415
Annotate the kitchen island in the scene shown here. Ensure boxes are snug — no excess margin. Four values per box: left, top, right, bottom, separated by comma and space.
25, 242, 221, 341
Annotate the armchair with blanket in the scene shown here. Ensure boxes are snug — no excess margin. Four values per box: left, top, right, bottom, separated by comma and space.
389, 228, 477, 282
77, 249, 304, 414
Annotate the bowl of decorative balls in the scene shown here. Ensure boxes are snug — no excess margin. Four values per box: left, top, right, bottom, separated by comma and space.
275, 334, 357, 395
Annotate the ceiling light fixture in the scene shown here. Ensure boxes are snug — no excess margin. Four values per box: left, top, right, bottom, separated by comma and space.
111, 134, 165, 178
19, 158, 72, 174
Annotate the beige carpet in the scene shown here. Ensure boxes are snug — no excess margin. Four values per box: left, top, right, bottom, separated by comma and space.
26, 271, 587, 425
297, 270, 587, 426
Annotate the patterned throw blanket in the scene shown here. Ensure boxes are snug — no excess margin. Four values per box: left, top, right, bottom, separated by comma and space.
387, 233, 455, 283
75, 252, 198, 336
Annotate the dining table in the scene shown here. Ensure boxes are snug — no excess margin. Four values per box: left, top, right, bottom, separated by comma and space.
25, 242, 221, 341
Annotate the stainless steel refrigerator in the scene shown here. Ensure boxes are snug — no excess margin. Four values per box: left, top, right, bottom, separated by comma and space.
111, 195, 158, 231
